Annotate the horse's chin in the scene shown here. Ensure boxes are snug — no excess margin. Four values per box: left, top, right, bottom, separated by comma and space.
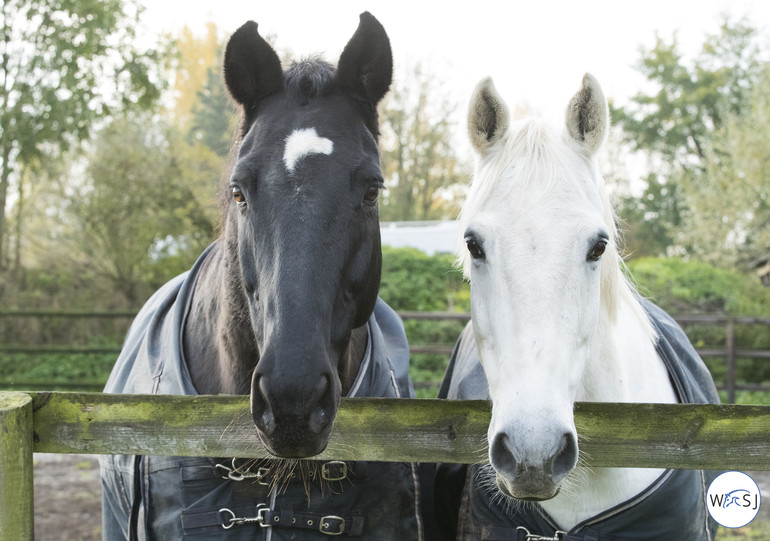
496, 473, 561, 502
256, 429, 330, 459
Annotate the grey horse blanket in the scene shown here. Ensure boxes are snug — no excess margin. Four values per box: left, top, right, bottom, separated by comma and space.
437, 300, 720, 541
99, 243, 423, 540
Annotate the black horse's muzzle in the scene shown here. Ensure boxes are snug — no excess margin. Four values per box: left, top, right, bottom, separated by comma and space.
250, 368, 338, 458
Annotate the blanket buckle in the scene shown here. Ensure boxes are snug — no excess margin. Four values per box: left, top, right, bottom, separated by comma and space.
319, 514, 346, 535
321, 461, 348, 481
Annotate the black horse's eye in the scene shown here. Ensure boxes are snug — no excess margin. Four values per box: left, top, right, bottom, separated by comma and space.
465, 235, 485, 260
587, 238, 608, 262
364, 185, 380, 203
232, 186, 246, 206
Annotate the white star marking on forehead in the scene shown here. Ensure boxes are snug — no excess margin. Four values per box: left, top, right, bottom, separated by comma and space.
283, 127, 334, 172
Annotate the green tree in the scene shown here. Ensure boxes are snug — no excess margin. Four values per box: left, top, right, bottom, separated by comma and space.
170, 22, 221, 131
188, 63, 237, 157
0, 0, 164, 270
166, 23, 236, 158
378, 63, 469, 221
679, 67, 770, 266
64, 116, 220, 306
613, 17, 767, 260
616, 173, 684, 258
617, 17, 763, 169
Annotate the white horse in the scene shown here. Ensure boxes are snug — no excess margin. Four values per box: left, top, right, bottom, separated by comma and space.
442, 74, 719, 539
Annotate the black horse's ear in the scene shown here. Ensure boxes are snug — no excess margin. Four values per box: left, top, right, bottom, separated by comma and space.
224, 21, 283, 110
337, 12, 392, 106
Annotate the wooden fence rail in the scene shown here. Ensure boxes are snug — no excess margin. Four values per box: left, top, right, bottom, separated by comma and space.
2, 390, 770, 540
21, 391, 770, 469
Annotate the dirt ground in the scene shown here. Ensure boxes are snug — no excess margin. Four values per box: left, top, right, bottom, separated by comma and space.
34, 454, 102, 541
33, 453, 770, 540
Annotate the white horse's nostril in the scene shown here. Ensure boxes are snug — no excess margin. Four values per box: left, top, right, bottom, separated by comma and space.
548, 432, 578, 483
489, 432, 522, 480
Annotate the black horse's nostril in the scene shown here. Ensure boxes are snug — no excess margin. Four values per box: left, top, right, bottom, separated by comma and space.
307, 374, 334, 434
250, 374, 275, 435
548, 432, 578, 483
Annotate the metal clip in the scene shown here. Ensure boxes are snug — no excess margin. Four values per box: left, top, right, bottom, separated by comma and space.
321, 461, 348, 482
216, 459, 270, 485
516, 526, 566, 541
319, 515, 346, 536
219, 504, 271, 529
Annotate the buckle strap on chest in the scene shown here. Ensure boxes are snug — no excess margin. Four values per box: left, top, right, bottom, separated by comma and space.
182, 504, 365, 536
207, 459, 362, 485
259, 506, 364, 536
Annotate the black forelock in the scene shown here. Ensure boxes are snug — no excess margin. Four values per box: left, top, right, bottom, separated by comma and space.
284, 57, 379, 136
285, 57, 336, 100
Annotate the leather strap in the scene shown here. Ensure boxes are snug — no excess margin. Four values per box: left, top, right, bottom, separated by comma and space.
185, 459, 367, 486
261, 507, 365, 536
128, 455, 142, 541
182, 504, 365, 536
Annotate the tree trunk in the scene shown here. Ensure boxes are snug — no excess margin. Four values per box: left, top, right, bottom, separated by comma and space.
0, 5, 10, 271
12, 165, 24, 274
0, 142, 11, 270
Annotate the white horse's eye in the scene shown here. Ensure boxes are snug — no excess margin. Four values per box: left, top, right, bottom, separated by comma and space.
587, 239, 608, 262
465, 234, 485, 260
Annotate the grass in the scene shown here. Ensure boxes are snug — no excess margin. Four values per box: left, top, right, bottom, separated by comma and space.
726, 389, 770, 405
717, 521, 770, 539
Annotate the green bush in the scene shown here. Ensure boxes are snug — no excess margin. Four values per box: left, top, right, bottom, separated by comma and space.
5, 249, 768, 400
628, 257, 770, 388
0, 351, 113, 390
627, 257, 770, 315
380, 247, 470, 396
380, 247, 468, 312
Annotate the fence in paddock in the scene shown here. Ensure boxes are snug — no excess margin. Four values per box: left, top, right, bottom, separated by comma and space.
1, 311, 769, 401
2, 390, 770, 539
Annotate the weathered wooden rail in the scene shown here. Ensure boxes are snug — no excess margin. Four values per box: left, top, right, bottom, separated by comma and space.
2, 390, 770, 539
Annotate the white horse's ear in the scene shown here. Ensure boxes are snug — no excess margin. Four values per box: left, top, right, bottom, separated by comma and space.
468, 77, 510, 154
565, 73, 608, 155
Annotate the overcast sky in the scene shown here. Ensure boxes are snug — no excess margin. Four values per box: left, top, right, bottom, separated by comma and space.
140, 0, 768, 126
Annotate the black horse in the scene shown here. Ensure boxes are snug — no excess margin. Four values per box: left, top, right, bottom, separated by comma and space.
100, 13, 424, 540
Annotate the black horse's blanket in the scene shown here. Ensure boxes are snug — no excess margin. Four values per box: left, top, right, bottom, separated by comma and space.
100, 244, 423, 540
437, 300, 720, 541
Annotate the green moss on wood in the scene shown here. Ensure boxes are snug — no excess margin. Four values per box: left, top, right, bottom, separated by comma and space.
20, 392, 770, 469
0, 392, 34, 541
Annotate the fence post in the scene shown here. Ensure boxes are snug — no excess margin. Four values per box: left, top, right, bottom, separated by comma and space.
726, 319, 736, 404
0, 392, 34, 541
